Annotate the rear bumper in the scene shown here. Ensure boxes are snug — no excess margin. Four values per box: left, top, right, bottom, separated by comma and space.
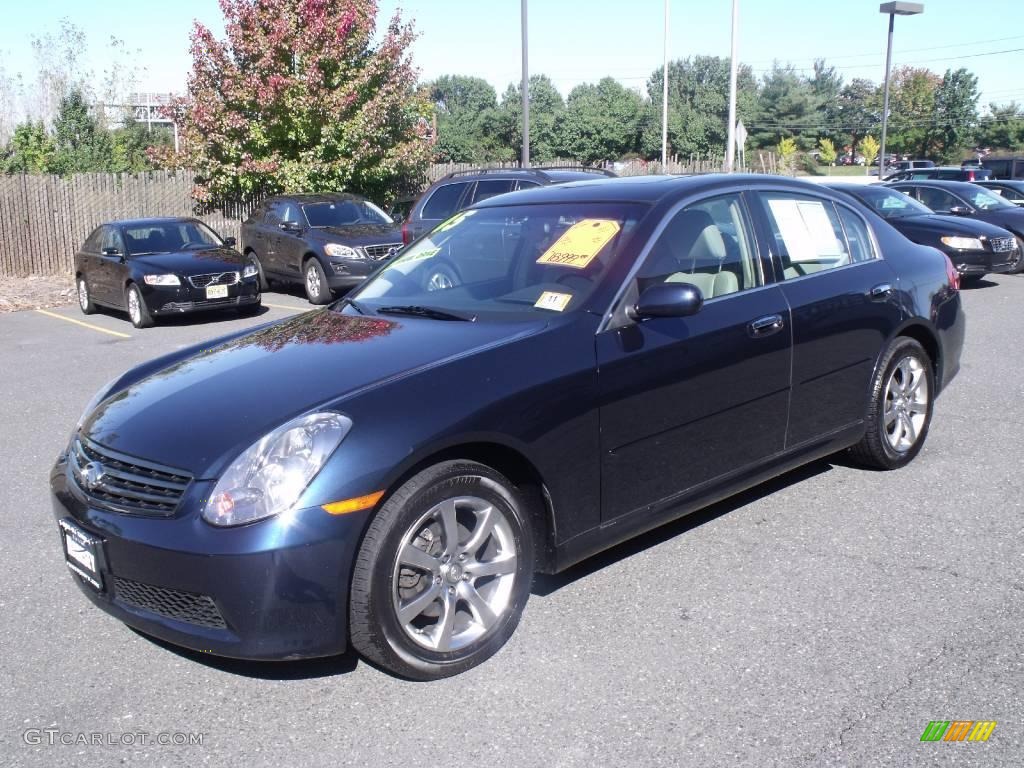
934, 290, 965, 394
49, 456, 371, 661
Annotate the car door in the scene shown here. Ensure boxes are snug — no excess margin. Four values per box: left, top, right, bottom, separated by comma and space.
263, 201, 292, 274
77, 227, 105, 302
596, 192, 792, 521
910, 185, 966, 215
750, 189, 902, 448
98, 226, 129, 305
245, 204, 275, 269
275, 200, 305, 277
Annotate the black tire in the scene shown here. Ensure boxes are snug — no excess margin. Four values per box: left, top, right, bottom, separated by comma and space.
125, 283, 154, 329
423, 262, 461, 292
1011, 237, 1024, 275
849, 337, 934, 470
247, 251, 270, 291
960, 274, 985, 286
303, 258, 333, 304
350, 460, 534, 680
76, 276, 96, 315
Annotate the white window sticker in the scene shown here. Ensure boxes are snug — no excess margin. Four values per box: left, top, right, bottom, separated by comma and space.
533, 291, 572, 312
768, 199, 844, 262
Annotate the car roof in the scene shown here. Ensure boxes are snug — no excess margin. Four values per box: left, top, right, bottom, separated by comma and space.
472, 173, 844, 208
264, 193, 366, 204
433, 166, 616, 185
977, 179, 1024, 187
105, 217, 200, 228
888, 179, 990, 193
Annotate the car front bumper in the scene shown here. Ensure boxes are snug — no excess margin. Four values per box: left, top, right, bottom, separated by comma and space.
944, 247, 1019, 276
141, 277, 261, 316
50, 455, 371, 661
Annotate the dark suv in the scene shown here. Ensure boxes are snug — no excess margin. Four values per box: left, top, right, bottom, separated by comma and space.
241, 194, 403, 304
402, 166, 616, 243
883, 166, 992, 183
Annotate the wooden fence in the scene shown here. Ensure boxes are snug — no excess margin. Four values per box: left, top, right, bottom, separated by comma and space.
0, 155, 731, 277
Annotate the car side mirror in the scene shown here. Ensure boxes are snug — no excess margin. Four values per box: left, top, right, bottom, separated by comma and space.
948, 206, 971, 216
629, 282, 704, 320
101, 247, 122, 258
222, 236, 237, 247
279, 221, 302, 234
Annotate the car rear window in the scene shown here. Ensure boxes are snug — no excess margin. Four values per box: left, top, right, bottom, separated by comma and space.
420, 182, 470, 220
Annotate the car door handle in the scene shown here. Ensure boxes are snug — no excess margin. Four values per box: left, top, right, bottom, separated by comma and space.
869, 283, 893, 300
748, 314, 784, 338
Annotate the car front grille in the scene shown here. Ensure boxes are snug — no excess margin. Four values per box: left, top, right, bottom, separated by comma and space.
362, 243, 401, 260
113, 576, 227, 629
188, 271, 239, 288
68, 437, 191, 517
990, 236, 1016, 253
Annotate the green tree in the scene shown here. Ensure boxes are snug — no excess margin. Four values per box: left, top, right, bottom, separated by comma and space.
931, 68, 979, 163
51, 88, 112, 174
818, 137, 837, 167
110, 120, 172, 173
494, 74, 565, 162
974, 102, 1024, 152
751, 63, 821, 149
429, 75, 499, 163
777, 136, 797, 174
1, 121, 55, 173
557, 78, 642, 164
885, 66, 941, 157
834, 78, 879, 158
641, 55, 757, 159
155, 0, 432, 202
861, 134, 880, 170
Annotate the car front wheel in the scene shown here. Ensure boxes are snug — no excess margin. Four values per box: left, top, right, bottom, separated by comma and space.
849, 337, 934, 470
349, 460, 534, 680
304, 258, 332, 304
125, 283, 154, 328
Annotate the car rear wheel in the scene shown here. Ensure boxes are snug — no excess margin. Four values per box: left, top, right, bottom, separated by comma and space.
125, 283, 154, 329
849, 337, 933, 470
77, 277, 96, 315
1011, 237, 1024, 275
349, 460, 534, 680
304, 258, 332, 304
248, 251, 270, 291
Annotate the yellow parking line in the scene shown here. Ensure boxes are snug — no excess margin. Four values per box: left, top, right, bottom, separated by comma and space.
34, 309, 132, 339
262, 302, 306, 311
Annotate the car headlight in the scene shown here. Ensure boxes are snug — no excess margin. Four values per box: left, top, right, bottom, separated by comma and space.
203, 412, 353, 527
242, 262, 258, 278
940, 236, 984, 250
143, 274, 181, 286
324, 243, 361, 259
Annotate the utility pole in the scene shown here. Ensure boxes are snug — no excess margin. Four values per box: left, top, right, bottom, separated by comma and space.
661, 0, 669, 169
725, 0, 739, 172
521, 0, 530, 167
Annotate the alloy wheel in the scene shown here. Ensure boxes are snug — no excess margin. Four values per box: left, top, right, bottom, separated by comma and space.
78, 279, 89, 310
883, 355, 929, 452
306, 264, 321, 298
128, 289, 141, 325
391, 495, 518, 653
426, 271, 453, 291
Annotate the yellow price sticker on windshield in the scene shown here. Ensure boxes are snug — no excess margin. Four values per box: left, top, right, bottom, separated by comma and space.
435, 210, 476, 233
534, 291, 572, 312
536, 219, 621, 269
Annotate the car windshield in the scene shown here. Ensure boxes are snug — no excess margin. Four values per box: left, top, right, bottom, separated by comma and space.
302, 200, 393, 227
964, 188, 1015, 211
347, 202, 647, 320
123, 221, 222, 255
848, 187, 932, 219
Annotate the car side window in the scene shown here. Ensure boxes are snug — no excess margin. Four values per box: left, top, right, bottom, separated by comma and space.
835, 205, 877, 263
470, 180, 516, 205
100, 227, 126, 254
757, 193, 853, 279
82, 227, 104, 253
266, 203, 285, 224
916, 187, 960, 213
279, 202, 299, 225
516, 180, 542, 191
420, 182, 470, 220
634, 193, 761, 300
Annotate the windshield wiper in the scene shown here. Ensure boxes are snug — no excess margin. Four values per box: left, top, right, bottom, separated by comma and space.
376, 305, 475, 322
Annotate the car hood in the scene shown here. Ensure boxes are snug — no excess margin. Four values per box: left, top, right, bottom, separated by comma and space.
971, 208, 1024, 236
893, 214, 1014, 238
83, 309, 546, 478
315, 223, 403, 246
132, 248, 247, 274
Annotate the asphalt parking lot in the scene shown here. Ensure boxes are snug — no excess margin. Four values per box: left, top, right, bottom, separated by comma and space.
1, 277, 1021, 767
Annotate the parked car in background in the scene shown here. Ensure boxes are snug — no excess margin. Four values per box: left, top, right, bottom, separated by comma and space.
241, 194, 402, 304
883, 166, 992, 183
837, 153, 867, 166
975, 179, 1024, 206
403, 166, 616, 244
54, 174, 964, 679
826, 183, 1020, 280
75, 218, 260, 328
979, 156, 1024, 180
888, 180, 1024, 274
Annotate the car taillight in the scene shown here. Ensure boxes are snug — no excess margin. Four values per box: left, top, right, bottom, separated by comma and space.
966, 170, 975, 181
401, 219, 411, 245
942, 251, 960, 291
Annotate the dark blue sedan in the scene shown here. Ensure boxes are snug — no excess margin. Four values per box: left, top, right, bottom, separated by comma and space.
51, 175, 964, 679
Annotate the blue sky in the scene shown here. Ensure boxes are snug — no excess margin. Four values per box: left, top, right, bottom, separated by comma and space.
1, 0, 1021, 109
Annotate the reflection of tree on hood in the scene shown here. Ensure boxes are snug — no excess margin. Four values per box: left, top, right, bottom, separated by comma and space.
228, 310, 395, 354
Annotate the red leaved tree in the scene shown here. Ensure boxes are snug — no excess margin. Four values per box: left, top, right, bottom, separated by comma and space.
154, 0, 431, 203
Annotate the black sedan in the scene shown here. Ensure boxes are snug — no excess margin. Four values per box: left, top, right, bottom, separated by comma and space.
52, 175, 964, 679
888, 180, 1024, 274
824, 183, 1021, 280
75, 218, 260, 328
975, 179, 1024, 207
240, 193, 403, 304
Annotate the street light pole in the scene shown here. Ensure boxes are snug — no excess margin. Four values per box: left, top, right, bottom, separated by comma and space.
661, 0, 669, 169
878, 2, 923, 177
725, 0, 739, 172
521, 0, 529, 167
